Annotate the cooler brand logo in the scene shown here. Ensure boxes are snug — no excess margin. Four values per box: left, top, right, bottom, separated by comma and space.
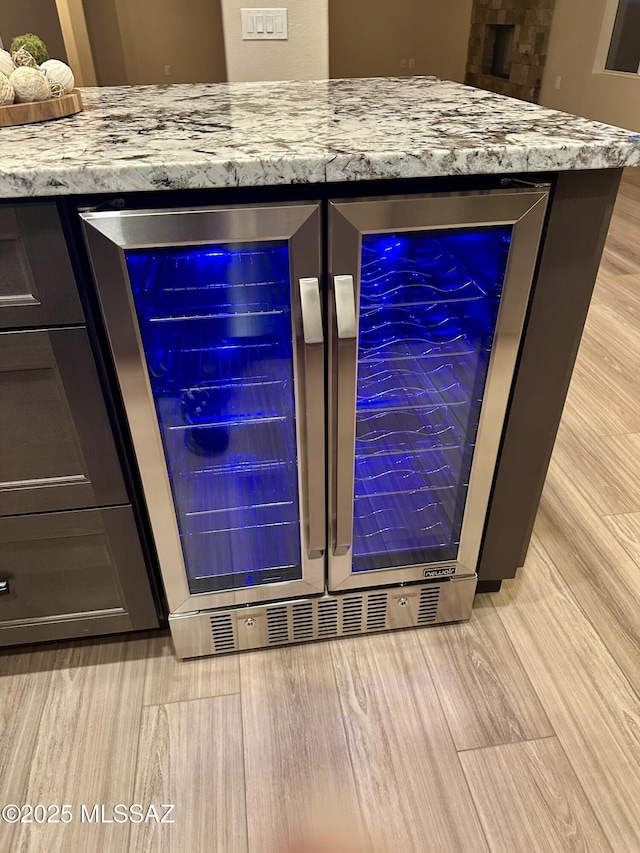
423, 566, 456, 579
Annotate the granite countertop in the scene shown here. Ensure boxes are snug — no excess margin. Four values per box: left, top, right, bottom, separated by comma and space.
1, 76, 639, 198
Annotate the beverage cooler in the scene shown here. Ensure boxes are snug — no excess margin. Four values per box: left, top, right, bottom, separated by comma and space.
81, 187, 548, 658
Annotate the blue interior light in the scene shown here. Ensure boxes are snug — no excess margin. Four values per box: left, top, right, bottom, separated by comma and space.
125, 224, 512, 590
352, 226, 512, 572
125, 241, 303, 593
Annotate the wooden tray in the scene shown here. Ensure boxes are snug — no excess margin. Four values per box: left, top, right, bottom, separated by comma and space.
0, 90, 83, 128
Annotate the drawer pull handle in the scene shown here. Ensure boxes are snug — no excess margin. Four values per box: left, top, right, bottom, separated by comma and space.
0, 580, 9, 596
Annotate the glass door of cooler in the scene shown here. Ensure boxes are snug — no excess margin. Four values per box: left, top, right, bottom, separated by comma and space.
328, 188, 549, 592
81, 204, 325, 613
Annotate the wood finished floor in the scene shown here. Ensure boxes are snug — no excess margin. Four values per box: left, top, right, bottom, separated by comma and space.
3, 172, 640, 852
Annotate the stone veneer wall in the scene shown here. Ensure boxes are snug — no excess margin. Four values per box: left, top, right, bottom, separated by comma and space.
465, 0, 556, 103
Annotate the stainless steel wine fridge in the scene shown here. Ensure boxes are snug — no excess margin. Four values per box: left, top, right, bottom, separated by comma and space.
81, 186, 548, 658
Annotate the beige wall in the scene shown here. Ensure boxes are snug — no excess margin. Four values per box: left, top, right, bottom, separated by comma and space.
0, 0, 67, 63
221, 0, 328, 82
83, 0, 226, 86
116, 0, 226, 85
82, 0, 126, 86
329, 0, 473, 82
540, 0, 640, 129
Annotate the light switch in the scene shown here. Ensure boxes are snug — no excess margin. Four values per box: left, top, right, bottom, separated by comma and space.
241, 8, 288, 40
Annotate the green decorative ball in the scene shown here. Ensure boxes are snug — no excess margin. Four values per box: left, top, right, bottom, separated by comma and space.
10, 34, 49, 66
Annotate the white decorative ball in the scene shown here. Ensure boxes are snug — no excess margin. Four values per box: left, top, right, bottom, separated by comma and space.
40, 59, 74, 94
10, 67, 51, 104
0, 71, 14, 106
0, 49, 15, 80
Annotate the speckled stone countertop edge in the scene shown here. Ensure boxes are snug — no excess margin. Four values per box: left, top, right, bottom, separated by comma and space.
0, 77, 638, 199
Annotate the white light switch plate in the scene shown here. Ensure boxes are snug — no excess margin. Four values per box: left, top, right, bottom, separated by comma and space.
241, 8, 288, 40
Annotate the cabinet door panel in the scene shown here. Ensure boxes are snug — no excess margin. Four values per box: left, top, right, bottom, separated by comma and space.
0, 507, 158, 645
0, 204, 83, 329
0, 328, 128, 515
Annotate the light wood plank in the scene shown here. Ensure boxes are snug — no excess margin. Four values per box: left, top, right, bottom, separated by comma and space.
129, 694, 247, 853
575, 319, 640, 415
240, 642, 364, 853
460, 738, 612, 852
580, 302, 640, 381
331, 631, 489, 853
0, 645, 56, 852
598, 510, 640, 673
620, 167, 640, 191
562, 356, 640, 436
10, 636, 147, 853
494, 539, 640, 851
598, 230, 640, 276
601, 433, 640, 490
550, 418, 640, 516
602, 511, 640, 567
534, 462, 640, 698
598, 189, 640, 275
143, 630, 239, 706
556, 392, 603, 442
0, 645, 56, 798
420, 594, 553, 751
592, 272, 640, 330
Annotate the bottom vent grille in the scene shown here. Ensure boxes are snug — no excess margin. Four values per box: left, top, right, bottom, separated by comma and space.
417, 587, 441, 624
366, 593, 388, 630
342, 597, 364, 633
292, 602, 314, 641
185, 578, 470, 658
210, 613, 236, 652
317, 599, 339, 638
267, 606, 290, 644
173, 578, 475, 659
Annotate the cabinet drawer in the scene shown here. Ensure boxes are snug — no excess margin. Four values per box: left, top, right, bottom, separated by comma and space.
0, 203, 84, 329
0, 507, 158, 645
0, 328, 128, 515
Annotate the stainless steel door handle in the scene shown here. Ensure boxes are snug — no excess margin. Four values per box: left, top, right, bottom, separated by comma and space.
0, 580, 9, 596
299, 278, 325, 556
333, 275, 358, 556
334, 275, 357, 339
299, 277, 323, 344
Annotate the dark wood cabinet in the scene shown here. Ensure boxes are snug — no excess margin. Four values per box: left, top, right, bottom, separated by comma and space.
0, 508, 158, 645
0, 204, 84, 329
0, 200, 159, 646
0, 328, 129, 516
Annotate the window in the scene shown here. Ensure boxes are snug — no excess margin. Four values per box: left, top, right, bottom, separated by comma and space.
606, 0, 640, 72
